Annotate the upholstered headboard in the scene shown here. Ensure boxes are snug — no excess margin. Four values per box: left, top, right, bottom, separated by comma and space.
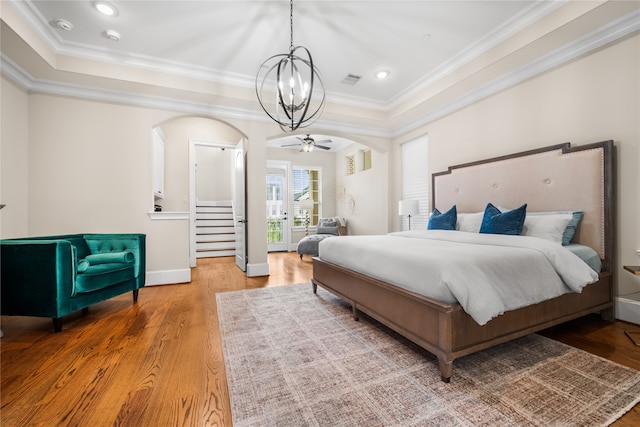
432, 141, 614, 269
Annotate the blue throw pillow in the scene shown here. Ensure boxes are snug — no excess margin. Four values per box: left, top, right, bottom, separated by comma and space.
428, 205, 457, 230
480, 203, 527, 235
562, 211, 583, 245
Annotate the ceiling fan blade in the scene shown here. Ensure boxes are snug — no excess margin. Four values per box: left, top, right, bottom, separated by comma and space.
314, 139, 332, 144
281, 143, 301, 147
316, 145, 332, 150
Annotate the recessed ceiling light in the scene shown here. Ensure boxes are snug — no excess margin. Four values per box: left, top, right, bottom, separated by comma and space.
52, 18, 74, 31
375, 70, 390, 80
103, 29, 121, 41
94, 1, 117, 16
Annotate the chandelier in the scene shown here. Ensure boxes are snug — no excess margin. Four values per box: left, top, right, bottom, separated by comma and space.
255, 0, 325, 132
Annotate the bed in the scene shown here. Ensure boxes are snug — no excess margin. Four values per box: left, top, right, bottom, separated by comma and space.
311, 140, 615, 382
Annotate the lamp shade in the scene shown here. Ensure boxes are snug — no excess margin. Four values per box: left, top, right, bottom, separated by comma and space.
300, 199, 315, 211
398, 200, 419, 216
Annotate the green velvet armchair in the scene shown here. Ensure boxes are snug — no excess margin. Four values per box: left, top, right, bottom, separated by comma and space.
1, 233, 146, 332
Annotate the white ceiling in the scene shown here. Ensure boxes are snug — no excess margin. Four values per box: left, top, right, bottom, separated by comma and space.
5, 1, 637, 152
23, 0, 541, 106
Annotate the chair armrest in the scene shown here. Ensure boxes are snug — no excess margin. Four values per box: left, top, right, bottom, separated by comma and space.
83, 234, 146, 288
0, 240, 75, 318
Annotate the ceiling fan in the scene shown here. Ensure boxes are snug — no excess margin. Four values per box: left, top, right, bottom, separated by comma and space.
280, 134, 332, 152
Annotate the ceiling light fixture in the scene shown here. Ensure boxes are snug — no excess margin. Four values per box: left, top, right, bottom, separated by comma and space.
301, 140, 315, 152
103, 29, 121, 41
53, 19, 74, 31
255, 0, 325, 132
94, 1, 117, 16
376, 70, 390, 80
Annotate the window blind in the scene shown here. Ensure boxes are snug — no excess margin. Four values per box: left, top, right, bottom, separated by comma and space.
292, 167, 321, 227
401, 136, 429, 231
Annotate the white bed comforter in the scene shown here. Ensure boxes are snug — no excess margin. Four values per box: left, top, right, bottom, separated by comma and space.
318, 230, 599, 325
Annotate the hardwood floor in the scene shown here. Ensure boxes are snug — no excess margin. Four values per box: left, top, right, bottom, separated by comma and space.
1, 252, 638, 426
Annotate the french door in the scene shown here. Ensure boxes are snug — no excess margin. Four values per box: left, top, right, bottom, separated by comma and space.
266, 162, 290, 252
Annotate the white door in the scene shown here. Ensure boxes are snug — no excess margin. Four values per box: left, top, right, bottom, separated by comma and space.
234, 144, 247, 271
266, 162, 290, 252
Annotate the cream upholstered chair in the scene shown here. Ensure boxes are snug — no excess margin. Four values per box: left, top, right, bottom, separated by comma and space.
297, 218, 345, 259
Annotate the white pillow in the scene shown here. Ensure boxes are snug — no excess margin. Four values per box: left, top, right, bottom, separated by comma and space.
457, 212, 484, 233
522, 213, 572, 244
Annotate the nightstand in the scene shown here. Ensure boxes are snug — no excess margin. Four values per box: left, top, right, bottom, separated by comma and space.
623, 265, 640, 276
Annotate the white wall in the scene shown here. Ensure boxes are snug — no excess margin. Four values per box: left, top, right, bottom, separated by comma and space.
392, 34, 640, 301
336, 142, 388, 236
195, 146, 233, 202
157, 117, 243, 211
0, 76, 29, 238
22, 94, 191, 272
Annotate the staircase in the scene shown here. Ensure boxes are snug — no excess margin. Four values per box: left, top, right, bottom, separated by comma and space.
196, 201, 236, 258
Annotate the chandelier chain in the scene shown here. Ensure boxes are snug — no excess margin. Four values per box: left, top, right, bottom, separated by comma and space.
289, 0, 294, 51
255, 0, 325, 131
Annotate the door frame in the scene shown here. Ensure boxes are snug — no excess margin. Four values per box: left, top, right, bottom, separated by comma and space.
188, 138, 241, 267
233, 141, 247, 272
266, 160, 291, 252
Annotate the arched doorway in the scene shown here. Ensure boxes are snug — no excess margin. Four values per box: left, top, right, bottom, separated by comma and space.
152, 116, 248, 270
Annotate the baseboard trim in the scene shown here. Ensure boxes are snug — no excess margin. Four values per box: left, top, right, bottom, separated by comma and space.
146, 269, 191, 286
616, 296, 640, 325
247, 262, 269, 277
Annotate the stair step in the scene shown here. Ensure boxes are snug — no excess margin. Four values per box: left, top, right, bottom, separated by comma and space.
197, 226, 236, 234
196, 212, 233, 220
196, 206, 232, 214
196, 200, 232, 206
196, 249, 236, 258
197, 234, 235, 243
197, 219, 234, 227
194, 201, 236, 259
197, 241, 235, 251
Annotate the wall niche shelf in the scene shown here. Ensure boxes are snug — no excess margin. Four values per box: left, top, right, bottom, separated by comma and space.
148, 212, 189, 220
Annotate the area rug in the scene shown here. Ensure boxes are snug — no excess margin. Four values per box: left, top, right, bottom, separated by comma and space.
217, 283, 640, 426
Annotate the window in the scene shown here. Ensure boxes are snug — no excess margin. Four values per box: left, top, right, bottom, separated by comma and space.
266, 181, 281, 201
292, 167, 321, 227
362, 149, 372, 171
346, 150, 371, 175
346, 155, 356, 175
401, 136, 429, 230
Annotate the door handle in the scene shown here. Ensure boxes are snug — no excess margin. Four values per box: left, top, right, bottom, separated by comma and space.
238, 219, 247, 224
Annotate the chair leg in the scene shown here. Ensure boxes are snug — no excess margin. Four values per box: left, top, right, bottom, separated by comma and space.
133, 289, 139, 303
52, 318, 62, 333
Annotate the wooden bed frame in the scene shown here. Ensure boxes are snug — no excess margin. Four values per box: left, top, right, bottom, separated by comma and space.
312, 140, 615, 382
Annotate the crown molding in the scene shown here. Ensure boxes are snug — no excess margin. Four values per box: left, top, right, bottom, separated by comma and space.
0, 53, 394, 139
387, 0, 566, 109
2, 7, 638, 141
391, 7, 640, 138
3, 0, 563, 112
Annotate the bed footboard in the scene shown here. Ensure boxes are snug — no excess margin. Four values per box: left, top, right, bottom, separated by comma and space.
312, 257, 613, 382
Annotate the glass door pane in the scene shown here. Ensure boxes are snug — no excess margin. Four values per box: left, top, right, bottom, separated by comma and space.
266, 165, 289, 251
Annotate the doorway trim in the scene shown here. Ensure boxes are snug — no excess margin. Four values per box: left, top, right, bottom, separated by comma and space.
189, 138, 241, 267
266, 160, 291, 252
